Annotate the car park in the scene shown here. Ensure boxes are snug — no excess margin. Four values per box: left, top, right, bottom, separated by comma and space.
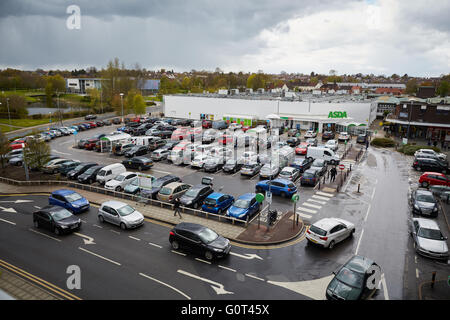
145, 175, 182, 199
202, 193, 235, 214
413, 158, 448, 174
77, 165, 104, 184
306, 218, 355, 249
411, 189, 439, 217
105, 172, 138, 192
125, 145, 148, 158
226, 193, 260, 220
169, 222, 231, 260
259, 163, 280, 180
58, 160, 81, 176
157, 182, 191, 203
98, 201, 144, 230
300, 168, 321, 186
223, 159, 243, 173
290, 157, 314, 173
326, 255, 379, 300
67, 162, 98, 180
240, 162, 262, 177
33, 205, 81, 235
179, 184, 214, 209
410, 218, 449, 260
49, 189, 90, 214
278, 166, 301, 181
255, 179, 298, 198
122, 156, 153, 171
311, 159, 328, 176
41, 158, 71, 174
418, 172, 449, 187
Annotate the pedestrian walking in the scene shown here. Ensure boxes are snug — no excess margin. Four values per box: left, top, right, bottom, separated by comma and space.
433, 140, 438, 148
365, 139, 369, 150
330, 166, 337, 182
173, 198, 182, 218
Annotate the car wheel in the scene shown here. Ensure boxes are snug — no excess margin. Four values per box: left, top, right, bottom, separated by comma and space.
54, 227, 60, 235
193, 202, 199, 209
328, 240, 335, 249
138, 165, 143, 171
34, 220, 39, 228
416, 166, 421, 171
205, 250, 214, 261
330, 160, 336, 165
120, 223, 127, 230
98, 215, 104, 223
421, 181, 429, 188
116, 186, 122, 192
171, 240, 180, 250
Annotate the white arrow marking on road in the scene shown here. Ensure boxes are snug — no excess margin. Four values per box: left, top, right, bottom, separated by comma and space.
229, 252, 263, 260
0, 206, 17, 213
177, 269, 234, 295
74, 232, 96, 245
34, 206, 41, 210
139, 273, 191, 300
267, 275, 334, 300
0, 200, 33, 204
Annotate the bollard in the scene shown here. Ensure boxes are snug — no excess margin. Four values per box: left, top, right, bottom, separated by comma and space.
357, 184, 360, 193
431, 271, 436, 288
350, 164, 352, 171
447, 194, 449, 205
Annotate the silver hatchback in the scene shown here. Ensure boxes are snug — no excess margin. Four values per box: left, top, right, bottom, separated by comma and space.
98, 200, 144, 230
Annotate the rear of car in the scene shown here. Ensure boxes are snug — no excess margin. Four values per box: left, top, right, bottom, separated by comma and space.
300, 169, 319, 186
202, 193, 234, 214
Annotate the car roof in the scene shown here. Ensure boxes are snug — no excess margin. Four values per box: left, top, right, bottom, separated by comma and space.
423, 172, 445, 176
174, 222, 209, 233
281, 166, 296, 172
206, 192, 227, 199
416, 189, 433, 195
312, 218, 341, 231
52, 189, 77, 196
163, 182, 186, 189
101, 200, 129, 209
414, 218, 440, 230
345, 255, 375, 273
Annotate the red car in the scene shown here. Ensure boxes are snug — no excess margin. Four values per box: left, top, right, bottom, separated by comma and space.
10, 139, 26, 150
218, 134, 233, 145
295, 142, 310, 155
83, 138, 99, 150
87, 121, 97, 128
202, 120, 212, 129
419, 172, 450, 188
242, 126, 251, 132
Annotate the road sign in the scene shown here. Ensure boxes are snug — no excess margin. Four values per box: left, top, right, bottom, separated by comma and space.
266, 191, 272, 204
338, 164, 345, 170
255, 193, 265, 203
291, 194, 299, 203
73, 130, 78, 135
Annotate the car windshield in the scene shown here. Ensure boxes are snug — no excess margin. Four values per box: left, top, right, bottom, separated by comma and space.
416, 194, 435, 203
159, 187, 172, 195
50, 208, 73, 221
130, 147, 139, 152
65, 193, 83, 202
280, 171, 290, 176
114, 175, 126, 182
312, 160, 324, 166
184, 189, 199, 197
303, 172, 314, 178
129, 179, 139, 186
198, 228, 219, 244
418, 228, 444, 240
226, 160, 236, 165
336, 267, 364, 288
204, 198, 217, 206
234, 199, 250, 209
73, 164, 84, 171
309, 225, 326, 236
117, 205, 135, 216
84, 167, 98, 175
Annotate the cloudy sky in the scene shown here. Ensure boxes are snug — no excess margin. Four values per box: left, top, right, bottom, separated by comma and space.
0, 0, 449, 76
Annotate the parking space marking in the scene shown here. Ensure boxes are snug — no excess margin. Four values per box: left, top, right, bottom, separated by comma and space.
139, 272, 191, 300
93, 224, 103, 229
28, 228, 61, 242
171, 250, 187, 256
110, 230, 120, 235
79, 247, 121, 266
312, 195, 330, 201
416, 268, 419, 279
296, 207, 317, 214
195, 258, 212, 265
302, 202, 322, 209
245, 273, 265, 282
151, 169, 172, 175
355, 229, 364, 255
148, 242, 163, 248
129, 236, 141, 241
0, 218, 16, 226
316, 191, 334, 198
218, 265, 236, 272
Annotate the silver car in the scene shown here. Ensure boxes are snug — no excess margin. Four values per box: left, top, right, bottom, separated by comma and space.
152, 149, 170, 161
259, 164, 280, 179
306, 218, 355, 249
98, 200, 145, 230
411, 218, 449, 260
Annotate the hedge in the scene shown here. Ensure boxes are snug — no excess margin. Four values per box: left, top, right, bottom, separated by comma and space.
370, 138, 395, 148
398, 144, 441, 156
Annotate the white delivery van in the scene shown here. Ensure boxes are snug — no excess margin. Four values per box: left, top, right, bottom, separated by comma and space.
277, 145, 295, 168
306, 147, 340, 165
131, 136, 159, 146
96, 163, 127, 185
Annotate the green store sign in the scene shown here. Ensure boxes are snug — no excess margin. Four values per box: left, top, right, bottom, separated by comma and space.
328, 111, 348, 119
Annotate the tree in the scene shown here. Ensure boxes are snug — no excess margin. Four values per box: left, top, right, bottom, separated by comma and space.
125, 89, 138, 114
133, 94, 146, 115
437, 80, 450, 97
405, 79, 418, 95
86, 88, 100, 110
23, 134, 51, 171
247, 73, 267, 90
0, 129, 11, 169
111, 94, 122, 116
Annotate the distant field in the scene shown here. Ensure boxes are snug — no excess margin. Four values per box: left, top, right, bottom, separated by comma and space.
0, 124, 15, 133
1, 89, 45, 103
0, 118, 51, 128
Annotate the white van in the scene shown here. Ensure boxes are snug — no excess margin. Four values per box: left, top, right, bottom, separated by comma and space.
96, 163, 127, 185
131, 136, 159, 146
306, 147, 340, 165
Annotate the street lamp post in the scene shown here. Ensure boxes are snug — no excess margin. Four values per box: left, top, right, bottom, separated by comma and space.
6, 98, 11, 127
56, 91, 62, 126
406, 100, 413, 141
120, 93, 124, 122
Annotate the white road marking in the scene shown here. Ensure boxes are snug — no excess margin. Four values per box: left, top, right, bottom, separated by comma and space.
93, 224, 103, 229
296, 207, 317, 214
0, 206, 17, 213
177, 269, 234, 295
34, 206, 41, 209
110, 230, 120, 235
416, 268, 419, 279
149, 242, 163, 248
171, 250, 187, 256
128, 236, 141, 241
355, 229, 364, 255
371, 188, 376, 200
78, 247, 121, 266
267, 275, 334, 300
0, 218, 16, 225
307, 199, 326, 205
139, 272, 191, 300
52, 150, 72, 156
218, 265, 236, 272
298, 212, 312, 219
151, 169, 172, 175
302, 202, 322, 209
0, 200, 33, 204
245, 273, 265, 281
28, 228, 60, 242
229, 252, 263, 260
316, 191, 334, 198
364, 204, 371, 222
195, 258, 212, 265
414, 255, 417, 264
312, 195, 330, 201
74, 232, 96, 245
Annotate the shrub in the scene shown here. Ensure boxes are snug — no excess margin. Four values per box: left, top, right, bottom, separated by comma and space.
370, 138, 395, 148
398, 144, 441, 155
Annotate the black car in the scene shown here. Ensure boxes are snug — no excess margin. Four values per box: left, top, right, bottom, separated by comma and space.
67, 162, 98, 180
33, 205, 81, 235
133, 123, 154, 136
411, 188, 439, 217
356, 134, 367, 144
125, 145, 148, 158
113, 143, 135, 156
179, 184, 214, 209
122, 156, 153, 171
95, 120, 104, 127
58, 161, 80, 176
169, 222, 231, 260
311, 159, 327, 176
123, 122, 141, 133
77, 165, 104, 184
413, 158, 448, 174
204, 157, 224, 173
85, 114, 97, 120
162, 141, 179, 150
146, 175, 182, 199
300, 168, 321, 186
112, 118, 121, 125
223, 159, 243, 173
154, 130, 173, 139
148, 138, 167, 151
322, 131, 335, 140
291, 158, 314, 173
286, 137, 301, 147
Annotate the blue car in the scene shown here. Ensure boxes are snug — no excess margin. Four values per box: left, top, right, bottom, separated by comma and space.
202, 192, 235, 214
48, 189, 90, 214
255, 178, 298, 198
226, 193, 260, 220
117, 126, 127, 132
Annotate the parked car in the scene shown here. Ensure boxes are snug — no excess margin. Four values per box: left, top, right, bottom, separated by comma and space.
151, 149, 170, 161
133, 123, 154, 136
410, 218, 449, 260
418, 172, 449, 188
113, 143, 135, 156
305, 138, 318, 147
33, 205, 81, 235
356, 134, 367, 144
306, 218, 355, 249
125, 145, 148, 158
307, 146, 340, 165
145, 175, 182, 199
322, 131, 335, 140
202, 193, 235, 214
259, 164, 280, 180
191, 154, 209, 169
77, 165, 104, 184
286, 137, 301, 147
411, 188, 439, 217
124, 175, 156, 195
295, 142, 310, 155
48, 189, 90, 214
290, 158, 314, 173
112, 118, 121, 125
179, 184, 214, 209
255, 179, 298, 198
226, 193, 260, 220
157, 182, 191, 203
304, 130, 317, 138
326, 255, 380, 300
414, 149, 447, 162
85, 114, 97, 120
58, 160, 81, 176
8, 155, 24, 166
5, 149, 23, 162
122, 156, 153, 171
83, 138, 99, 150
429, 185, 450, 200
338, 132, 350, 142
278, 166, 301, 181
98, 201, 144, 230
288, 128, 301, 137
311, 159, 328, 176
325, 139, 338, 152
202, 120, 212, 129
300, 168, 321, 186
96, 163, 127, 185
105, 171, 138, 192
223, 159, 243, 173
41, 158, 71, 174
413, 158, 448, 174
169, 222, 231, 260
67, 162, 98, 180
203, 157, 224, 173
240, 162, 262, 177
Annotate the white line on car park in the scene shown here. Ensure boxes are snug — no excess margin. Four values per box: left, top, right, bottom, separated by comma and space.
381, 273, 390, 300
93, 224, 103, 229
218, 265, 236, 272
416, 268, 419, 279
195, 258, 212, 265
0, 218, 16, 225
355, 229, 364, 255
128, 236, 141, 241
245, 273, 265, 281
110, 230, 120, 235
171, 250, 186, 256
78, 247, 121, 266
364, 204, 371, 222
139, 272, 191, 300
148, 242, 162, 248
28, 228, 61, 241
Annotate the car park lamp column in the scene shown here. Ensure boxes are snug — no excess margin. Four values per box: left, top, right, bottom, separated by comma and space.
120, 93, 124, 122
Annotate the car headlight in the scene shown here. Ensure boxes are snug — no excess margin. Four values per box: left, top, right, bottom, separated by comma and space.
60, 225, 68, 229
212, 248, 223, 252
414, 204, 420, 210
72, 204, 80, 208
433, 207, 438, 212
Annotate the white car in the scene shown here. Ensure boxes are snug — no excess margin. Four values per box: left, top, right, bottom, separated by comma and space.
304, 130, 317, 138
306, 218, 355, 249
414, 149, 447, 161
228, 123, 242, 131
238, 151, 258, 164
191, 154, 209, 169
325, 139, 338, 151
338, 132, 350, 142
105, 172, 138, 192
411, 218, 449, 260
98, 200, 144, 230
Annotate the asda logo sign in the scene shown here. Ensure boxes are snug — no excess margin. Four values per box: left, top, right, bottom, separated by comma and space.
328, 111, 347, 118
